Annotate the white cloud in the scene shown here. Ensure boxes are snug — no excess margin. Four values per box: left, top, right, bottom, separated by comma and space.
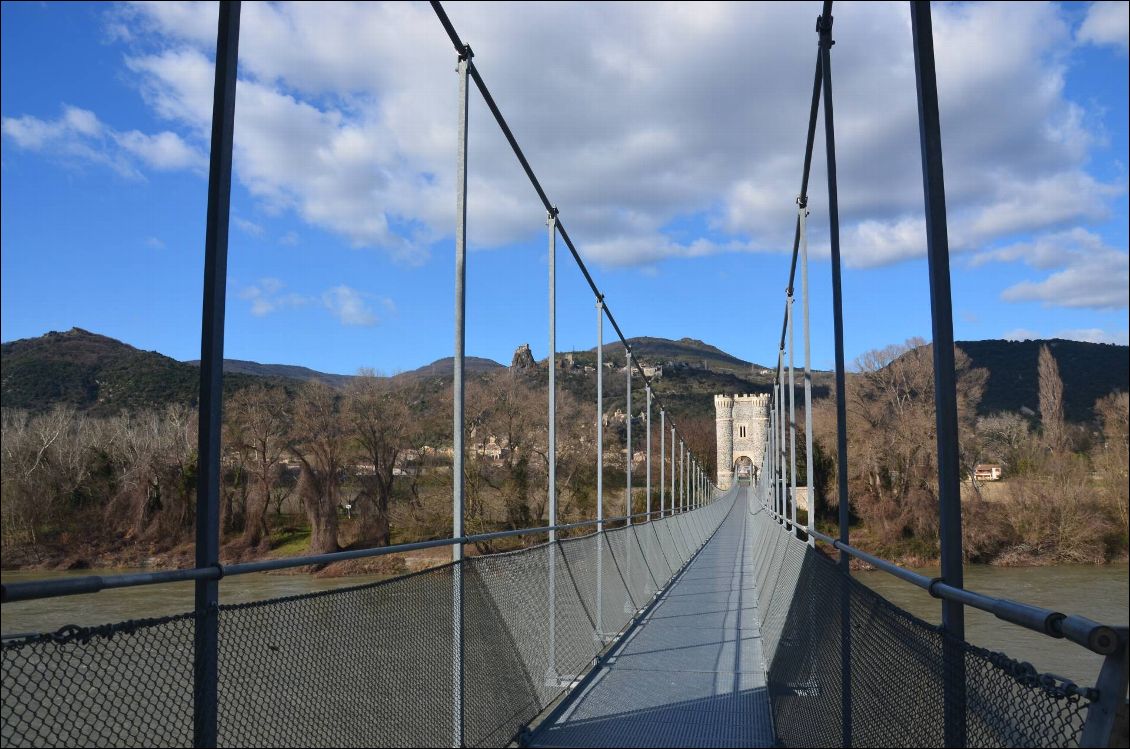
1054, 327, 1129, 345
1077, 1, 1129, 53
145, 236, 166, 250
1, 105, 204, 177
279, 231, 300, 246
1003, 326, 1128, 345
233, 217, 265, 237
237, 277, 311, 317
4, 3, 1122, 272
322, 285, 380, 326
114, 129, 203, 170
1003, 328, 1040, 341
93, 1, 1120, 270
976, 229, 1129, 309
237, 278, 391, 326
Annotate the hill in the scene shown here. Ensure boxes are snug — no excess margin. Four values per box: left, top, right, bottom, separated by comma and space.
4, 329, 1124, 425
391, 356, 504, 383
954, 339, 1128, 422
185, 358, 356, 389
0, 328, 275, 415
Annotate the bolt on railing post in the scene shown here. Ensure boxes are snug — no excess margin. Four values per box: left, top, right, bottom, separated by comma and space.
911, 1, 966, 744
194, 4, 239, 746
800, 199, 815, 546
451, 44, 471, 749
660, 408, 665, 518
646, 386, 652, 521
546, 208, 558, 684
788, 295, 798, 533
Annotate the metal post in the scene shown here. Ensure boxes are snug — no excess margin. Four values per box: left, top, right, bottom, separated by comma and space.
800, 199, 815, 546
659, 409, 665, 518
779, 362, 786, 524
911, 2, 965, 743
194, 4, 239, 746
624, 349, 633, 613
673, 442, 682, 512
451, 46, 471, 749
646, 387, 652, 520
664, 427, 673, 515
788, 296, 798, 532
818, 6, 851, 746
546, 208, 558, 684
768, 407, 774, 515
625, 350, 632, 525
596, 298, 605, 638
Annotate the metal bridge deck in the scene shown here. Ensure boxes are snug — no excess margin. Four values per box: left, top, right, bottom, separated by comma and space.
529, 490, 774, 748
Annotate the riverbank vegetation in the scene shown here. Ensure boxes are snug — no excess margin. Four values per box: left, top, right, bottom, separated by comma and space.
809, 340, 1128, 566
0, 367, 662, 572
2, 338, 1126, 573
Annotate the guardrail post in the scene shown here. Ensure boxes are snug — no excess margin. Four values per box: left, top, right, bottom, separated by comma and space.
1080, 629, 1130, 747
788, 295, 798, 532
596, 298, 605, 639
659, 409, 665, 517
910, 2, 965, 743
800, 199, 815, 546
818, 4, 852, 745
546, 208, 558, 684
671, 427, 676, 515
626, 349, 632, 525
451, 43, 470, 749
673, 442, 682, 512
646, 387, 652, 520
624, 349, 633, 612
194, 4, 239, 746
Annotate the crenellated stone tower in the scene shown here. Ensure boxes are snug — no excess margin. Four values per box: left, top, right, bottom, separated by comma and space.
714, 393, 770, 489
714, 395, 735, 490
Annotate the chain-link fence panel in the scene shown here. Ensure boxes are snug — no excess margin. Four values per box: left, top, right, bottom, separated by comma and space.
748, 506, 1096, 748
2, 492, 736, 748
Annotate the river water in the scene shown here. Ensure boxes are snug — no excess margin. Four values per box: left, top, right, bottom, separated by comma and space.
3, 562, 1127, 687
858, 562, 1129, 687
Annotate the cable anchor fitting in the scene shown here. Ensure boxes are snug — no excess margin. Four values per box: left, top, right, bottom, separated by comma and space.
816, 14, 835, 48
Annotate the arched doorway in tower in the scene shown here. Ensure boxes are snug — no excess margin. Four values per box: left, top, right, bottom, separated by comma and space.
734, 455, 754, 483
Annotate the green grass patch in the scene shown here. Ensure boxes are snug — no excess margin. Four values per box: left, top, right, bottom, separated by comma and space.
269, 526, 311, 557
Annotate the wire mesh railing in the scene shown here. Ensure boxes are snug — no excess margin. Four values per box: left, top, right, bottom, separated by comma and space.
1, 489, 735, 748
747, 491, 1098, 748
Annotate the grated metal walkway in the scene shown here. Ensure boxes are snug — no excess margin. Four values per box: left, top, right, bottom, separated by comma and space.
529, 489, 774, 748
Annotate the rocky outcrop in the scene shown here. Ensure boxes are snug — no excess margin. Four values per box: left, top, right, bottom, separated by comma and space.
510, 343, 536, 370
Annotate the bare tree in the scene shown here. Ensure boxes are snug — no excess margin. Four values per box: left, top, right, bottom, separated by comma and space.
1038, 344, 1066, 452
815, 338, 986, 546
289, 381, 347, 555
227, 385, 289, 549
347, 373, 410, 547
1093, 391, 1129, 529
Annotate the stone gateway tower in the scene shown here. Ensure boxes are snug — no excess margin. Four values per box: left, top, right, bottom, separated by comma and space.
714, 393, 770, 490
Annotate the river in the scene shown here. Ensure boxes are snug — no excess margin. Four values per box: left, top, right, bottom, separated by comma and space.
3, 562, 1127, 688
858, 562, 1129, 687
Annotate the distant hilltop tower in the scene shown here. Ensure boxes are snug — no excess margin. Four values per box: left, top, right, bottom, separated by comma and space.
714, 393, 770, 490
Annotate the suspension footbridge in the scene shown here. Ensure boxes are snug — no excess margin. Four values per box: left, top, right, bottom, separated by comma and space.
2, 2, 1126, 748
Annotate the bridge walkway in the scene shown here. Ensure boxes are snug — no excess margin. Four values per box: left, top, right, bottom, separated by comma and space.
529, 489, 774, 748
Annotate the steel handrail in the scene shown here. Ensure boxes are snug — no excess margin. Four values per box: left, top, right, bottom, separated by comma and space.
1, 496, 723, 604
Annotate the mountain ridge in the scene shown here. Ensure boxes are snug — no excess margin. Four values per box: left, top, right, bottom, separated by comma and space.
2, 327, 1126, 422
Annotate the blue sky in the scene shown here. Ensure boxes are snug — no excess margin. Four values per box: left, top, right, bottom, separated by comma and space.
2, 1, 1128, 375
